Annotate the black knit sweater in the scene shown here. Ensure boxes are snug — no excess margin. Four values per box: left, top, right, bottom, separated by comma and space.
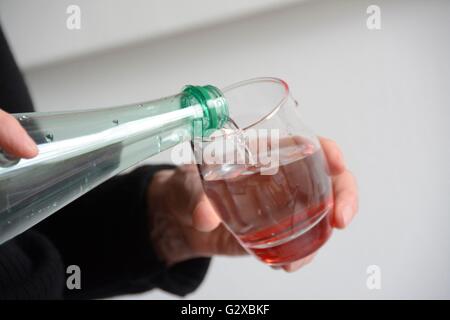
0, 25, 210, 300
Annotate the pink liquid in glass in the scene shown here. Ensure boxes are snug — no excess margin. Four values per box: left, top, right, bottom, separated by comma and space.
202, 139, 333, 265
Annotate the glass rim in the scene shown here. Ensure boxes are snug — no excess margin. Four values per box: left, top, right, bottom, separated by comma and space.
201, 77, 290, 142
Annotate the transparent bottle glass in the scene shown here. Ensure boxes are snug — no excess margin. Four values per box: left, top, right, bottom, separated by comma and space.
0, 85, 228, 244
194, 78, 334, 266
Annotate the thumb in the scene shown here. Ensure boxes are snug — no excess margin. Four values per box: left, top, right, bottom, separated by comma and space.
171, 165, 222, 231
0, 109, 38, 158
192, 193, 221, 232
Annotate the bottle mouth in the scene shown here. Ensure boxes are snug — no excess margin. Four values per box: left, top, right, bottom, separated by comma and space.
181, 84, 229, 137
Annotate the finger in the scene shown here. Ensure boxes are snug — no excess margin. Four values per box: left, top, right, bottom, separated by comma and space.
282, 259, 307, 272
332, 170, 358, 229
165, 165, 202, 226
188, 223, 247, 256
0, 109, 38, 158
173, 165, 221, 231
270, 266, 282, 270
192, 194, 221, 232
319, 137, 345, 176
282, 252, 317, 272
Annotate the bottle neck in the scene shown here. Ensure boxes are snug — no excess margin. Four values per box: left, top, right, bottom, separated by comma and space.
181, 85, 229, 137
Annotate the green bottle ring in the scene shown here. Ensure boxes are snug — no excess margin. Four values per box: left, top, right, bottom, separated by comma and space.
181, 85, 229, 136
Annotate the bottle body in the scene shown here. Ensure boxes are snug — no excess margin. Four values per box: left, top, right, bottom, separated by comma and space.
0, 85, 228, 244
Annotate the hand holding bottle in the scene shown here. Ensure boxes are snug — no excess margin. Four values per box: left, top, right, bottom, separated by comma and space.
0, 109, 38, 161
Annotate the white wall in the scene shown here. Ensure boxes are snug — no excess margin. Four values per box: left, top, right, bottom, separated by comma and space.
0, 0, 301, 69
1, 0, 449, 299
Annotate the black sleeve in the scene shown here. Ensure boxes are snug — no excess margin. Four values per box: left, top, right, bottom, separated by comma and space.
34, 165, 211, 299
0, 231, 65, 299
0, 25, 34, 113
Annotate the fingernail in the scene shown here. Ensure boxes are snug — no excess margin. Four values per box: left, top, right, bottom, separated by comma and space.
341, 204, 354, 226
283, 260, 304, 272
25, 139, 38, 156
193, 200, 220, 232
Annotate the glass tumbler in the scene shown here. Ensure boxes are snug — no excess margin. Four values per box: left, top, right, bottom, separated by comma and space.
193, 77, 334, 266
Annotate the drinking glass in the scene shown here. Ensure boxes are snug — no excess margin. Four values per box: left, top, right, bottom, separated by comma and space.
193, 77, 334, 266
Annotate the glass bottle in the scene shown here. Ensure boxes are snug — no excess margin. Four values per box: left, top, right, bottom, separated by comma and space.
0, 84, 228, 244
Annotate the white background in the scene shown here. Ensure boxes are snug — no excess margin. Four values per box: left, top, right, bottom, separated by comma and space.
1, 0, 449, 299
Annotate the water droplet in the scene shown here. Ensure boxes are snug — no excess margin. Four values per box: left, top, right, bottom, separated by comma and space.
157, 136, 162, 152
7, 220, 11, 224
52, 202, 57, 207
112, 119, 119, 125
45, 133, 54, 142
18, 115, 28, 121
138, 104, 144, 108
